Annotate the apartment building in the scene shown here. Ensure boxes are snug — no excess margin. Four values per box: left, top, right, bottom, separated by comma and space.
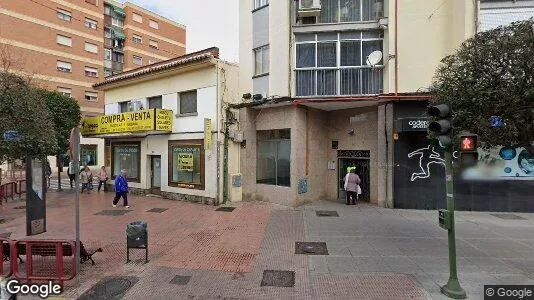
0, 0, 185, 174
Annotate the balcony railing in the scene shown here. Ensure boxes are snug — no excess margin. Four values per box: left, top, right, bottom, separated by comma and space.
295, 67, 383, 97
302, 0, 384, 23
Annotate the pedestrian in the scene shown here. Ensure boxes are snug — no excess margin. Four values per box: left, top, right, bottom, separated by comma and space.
67, 161, 76, 188
44, 160, 52, 188
97, 166, 109, 192
344, 167, 361, 205
113, 169, 129, 208
80, 166, 93, 194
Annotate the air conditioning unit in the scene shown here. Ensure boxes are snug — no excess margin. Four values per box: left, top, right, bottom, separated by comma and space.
298, 0, 321, 18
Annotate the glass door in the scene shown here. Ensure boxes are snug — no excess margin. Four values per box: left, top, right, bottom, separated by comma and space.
151, 156, 161, 195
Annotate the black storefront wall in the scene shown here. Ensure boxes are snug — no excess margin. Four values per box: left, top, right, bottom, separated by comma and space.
392, 101, 534, 212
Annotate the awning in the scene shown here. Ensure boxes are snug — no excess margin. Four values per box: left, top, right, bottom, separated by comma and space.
113, 6, 126, 18
113, 27, 126, 40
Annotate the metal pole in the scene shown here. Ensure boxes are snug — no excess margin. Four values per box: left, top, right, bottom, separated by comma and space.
57, 154, 62, 192
441, 149, 466, 299
72, 127, 81, 291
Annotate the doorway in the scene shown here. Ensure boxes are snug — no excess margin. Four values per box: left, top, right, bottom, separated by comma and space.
338, 158, 371, 202
150, 155, 161, 195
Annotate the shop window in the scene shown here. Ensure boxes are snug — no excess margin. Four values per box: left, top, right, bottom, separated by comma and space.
112, 143, 140, 182
168, 141, 204, 189
256, 129, 291, 187
80, 145, 97, 166
178, 90, 197, 115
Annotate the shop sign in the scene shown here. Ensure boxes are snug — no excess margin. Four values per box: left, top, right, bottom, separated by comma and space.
204, 118, 212, 150
396, 118, 429, 132
178, 153, 194, 171
81, 108, 173, 136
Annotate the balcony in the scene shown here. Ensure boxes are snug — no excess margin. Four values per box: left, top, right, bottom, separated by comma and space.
111, 61, 123, 72
295, 67, 383, 97
296, 0, 384, 24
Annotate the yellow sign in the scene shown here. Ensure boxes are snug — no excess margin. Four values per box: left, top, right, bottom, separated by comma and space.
81, 108, 172, 136
204, 118, 212, 150
178, 153, 194, 172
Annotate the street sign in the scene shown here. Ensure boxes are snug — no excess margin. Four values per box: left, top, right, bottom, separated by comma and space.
3, 130, 22, 141
490, 116, 504, 128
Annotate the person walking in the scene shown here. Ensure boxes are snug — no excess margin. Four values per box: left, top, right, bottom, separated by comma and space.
97, 166, 109, 192
344, 167, 361, 205
80, 166, 93, 194
113, 169, 129, 208
67, 161, 76, 188
44, 161, 52, 189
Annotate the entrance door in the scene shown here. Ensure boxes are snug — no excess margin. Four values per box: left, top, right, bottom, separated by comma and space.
150, 156, 161, 195
338, 158, 371, 202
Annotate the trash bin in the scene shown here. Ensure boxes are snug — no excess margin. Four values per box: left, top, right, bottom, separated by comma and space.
126, 221, 148, 263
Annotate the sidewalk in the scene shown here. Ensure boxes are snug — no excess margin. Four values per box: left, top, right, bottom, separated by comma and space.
1, 192, 533, 299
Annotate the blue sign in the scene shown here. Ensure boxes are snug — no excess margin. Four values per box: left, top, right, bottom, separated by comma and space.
490, 116, 504, 128
298, 179, 308, 194
3, 131, 22, 141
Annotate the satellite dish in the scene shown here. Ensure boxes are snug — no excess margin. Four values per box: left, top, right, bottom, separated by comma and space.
366, 50, 383, 67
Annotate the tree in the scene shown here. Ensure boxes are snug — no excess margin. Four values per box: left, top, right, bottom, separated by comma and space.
38, 89, 81, 156
0, 72, 58, 161
430, 19, 534, 151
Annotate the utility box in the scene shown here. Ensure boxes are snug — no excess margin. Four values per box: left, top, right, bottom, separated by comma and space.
126, 221, 148, 263
439, 209, 451, 230
229, 173, 242, 202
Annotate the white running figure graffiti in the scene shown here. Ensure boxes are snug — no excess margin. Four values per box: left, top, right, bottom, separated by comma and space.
408, 146, 445, 181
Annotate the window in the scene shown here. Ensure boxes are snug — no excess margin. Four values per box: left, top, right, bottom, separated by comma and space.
57, 87, 71, 97
104, 69, 111, 77
80, 145, 97, 166
133, 55, 142, 65
85, 67, 98, 77
84, 42, 98, 53
112, 143, 140, 182
113, 52, 124, 63
148, 95, 162, 109
133, 13, 143, 23
319, 0, 384, 23
178, 90, 197, 115
111, 17, 123, 27
104, 48, 112, 60
56, 61, 72, 72
56, 8, 71, 21
119, 100, 143, 112
132, 34, 142, 44
257, 129, 291, 187
104, 27, 112, 38
149, 40, 158, 49
149, 19, 159, 29
253, 45, 269, 76
104, 5, 111, 15
169, 141, 204, 189
85, 0, 97, 5
254, 0, 269, 9
56, 34, 72, 47
295, 31, 384, 96
84, 18, 98, 29
84, 91, 98, 102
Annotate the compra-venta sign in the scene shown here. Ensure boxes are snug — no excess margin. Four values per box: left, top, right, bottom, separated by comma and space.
81, 108, 173, 136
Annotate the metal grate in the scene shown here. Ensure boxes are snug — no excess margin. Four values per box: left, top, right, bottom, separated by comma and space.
95, 210, 132, 216
260, 270, 295, 287
169, 275, 191, 285
295, 242, 329, 255
78, 276, 139, 300
490, 213, 526, 220
215, 207, 235, 212
147, 208, 168, 213
316, 211, 339, 217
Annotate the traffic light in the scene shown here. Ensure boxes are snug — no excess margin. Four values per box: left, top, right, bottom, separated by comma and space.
428, 104, 452, 148
459, 134, 478, 168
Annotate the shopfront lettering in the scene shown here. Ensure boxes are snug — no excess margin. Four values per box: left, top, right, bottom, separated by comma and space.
408, 120, 428, 129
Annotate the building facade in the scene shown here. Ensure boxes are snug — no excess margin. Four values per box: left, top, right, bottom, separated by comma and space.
85, 48, 241, 205
0, 0, 185, 172
238, 0, 533, 211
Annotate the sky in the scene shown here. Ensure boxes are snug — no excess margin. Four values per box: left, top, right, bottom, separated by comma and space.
122, 0, 239, 63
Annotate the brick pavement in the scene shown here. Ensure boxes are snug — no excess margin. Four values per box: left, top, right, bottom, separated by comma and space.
2, 193, 534, 299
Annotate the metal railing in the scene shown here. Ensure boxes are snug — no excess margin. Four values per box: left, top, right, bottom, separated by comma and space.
0, 182, 16, 204
295, 67, 383, 97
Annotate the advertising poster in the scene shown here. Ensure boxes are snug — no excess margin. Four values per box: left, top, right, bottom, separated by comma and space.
178, 153, 194, 171
462, 146, 534, 180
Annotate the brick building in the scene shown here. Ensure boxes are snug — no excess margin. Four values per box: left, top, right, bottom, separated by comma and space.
0, 0, 186, 172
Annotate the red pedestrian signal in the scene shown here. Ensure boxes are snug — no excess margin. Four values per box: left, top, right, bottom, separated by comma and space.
460, 136, 476, 152
459, 134, 478, 168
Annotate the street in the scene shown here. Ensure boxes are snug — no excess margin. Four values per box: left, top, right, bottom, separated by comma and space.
1, 191, 533, 299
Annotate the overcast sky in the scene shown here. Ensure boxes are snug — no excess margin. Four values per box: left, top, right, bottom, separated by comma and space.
122, 0, 239, 63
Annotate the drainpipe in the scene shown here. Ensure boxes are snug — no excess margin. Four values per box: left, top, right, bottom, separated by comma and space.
222, 106, 230, 204
384, 102, 389, 208
394, 0, 399, 96
216, 60, 221, 205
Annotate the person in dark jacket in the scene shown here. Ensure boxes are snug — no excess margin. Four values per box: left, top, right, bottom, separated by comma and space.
112, 169, 129, 208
